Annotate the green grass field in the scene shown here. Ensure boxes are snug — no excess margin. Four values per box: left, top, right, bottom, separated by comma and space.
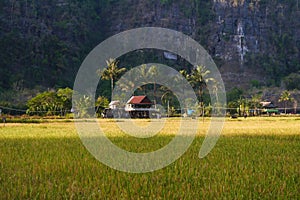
0, 117, 299, 199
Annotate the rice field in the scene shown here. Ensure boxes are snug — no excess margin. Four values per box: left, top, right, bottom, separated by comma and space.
0, 117, 299, 199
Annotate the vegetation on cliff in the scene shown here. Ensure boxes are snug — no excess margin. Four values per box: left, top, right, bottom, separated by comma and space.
0, 0, 299, 107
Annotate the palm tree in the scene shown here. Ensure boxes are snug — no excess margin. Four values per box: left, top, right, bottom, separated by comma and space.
133, 64, 158, 96
189, 65, 214, 116
114, 64, 158, 99
279, 90, 294, 114
249, 94, 262, 116
160, 86, 177, 117
179, 69, 189, 80
149, 65, 159, 103
179, 69, 190, 97
237, 97, 248, 117
211, 79, 222, 103
98, 58, 126, 98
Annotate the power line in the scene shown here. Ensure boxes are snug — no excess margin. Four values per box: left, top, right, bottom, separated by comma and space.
0, 105, 27, 112
1, 105, 300, 115
0, 105, 71, 114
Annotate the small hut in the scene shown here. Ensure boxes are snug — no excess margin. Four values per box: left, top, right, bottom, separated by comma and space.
102, 101, 121, 118
109, 101, 120, 109
260, 101, 278, 115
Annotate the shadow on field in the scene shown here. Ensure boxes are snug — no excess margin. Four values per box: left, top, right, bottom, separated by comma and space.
0, 135, 299, 199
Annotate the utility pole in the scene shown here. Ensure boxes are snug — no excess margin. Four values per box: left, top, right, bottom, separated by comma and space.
167, 100, 170, 118
202, 104, 205, 123
0, 109, 5, 127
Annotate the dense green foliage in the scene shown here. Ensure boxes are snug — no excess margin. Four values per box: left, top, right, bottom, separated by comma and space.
26, 87, 109, 117
98, 58, 127, 96
0, 0, 109, 91
0, 0, 299, 104
279, 90, 294, 114
283, 72, 300, 90
26, 87, 73, 116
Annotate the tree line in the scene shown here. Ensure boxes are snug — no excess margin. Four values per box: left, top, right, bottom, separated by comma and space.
6, 58, 296, 117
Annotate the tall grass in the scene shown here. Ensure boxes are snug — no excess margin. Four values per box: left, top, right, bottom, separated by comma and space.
0, 118, 299, 199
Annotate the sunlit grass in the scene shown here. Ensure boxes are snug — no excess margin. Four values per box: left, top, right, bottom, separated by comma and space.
0, 117, 299, 199
223, 117, 300, 136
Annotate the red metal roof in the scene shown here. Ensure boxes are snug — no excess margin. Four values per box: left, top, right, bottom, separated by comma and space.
127, 96, 153, 104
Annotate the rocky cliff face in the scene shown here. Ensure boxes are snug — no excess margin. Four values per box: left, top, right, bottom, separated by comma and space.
102, 0, 197, 37
0, 0, 299, 98
211, 0, 300, 88
102, 0, 300, 89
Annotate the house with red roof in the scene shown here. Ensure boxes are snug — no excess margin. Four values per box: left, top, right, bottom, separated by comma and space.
103, 96, 160, 118
125, 96, 155, 118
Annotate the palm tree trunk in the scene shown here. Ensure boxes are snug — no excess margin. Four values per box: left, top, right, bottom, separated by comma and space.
154, 82, 156, 104
111, 78, 114, 100
284, 101, 287, 114
199, 87, 204, 117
